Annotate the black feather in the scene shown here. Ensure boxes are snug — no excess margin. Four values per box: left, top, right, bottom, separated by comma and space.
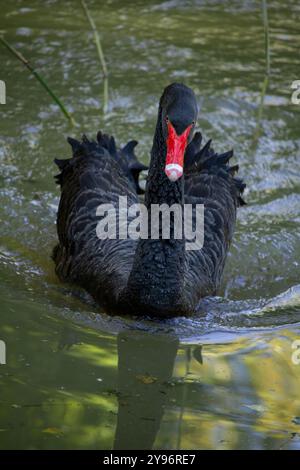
67, 137, 81, 155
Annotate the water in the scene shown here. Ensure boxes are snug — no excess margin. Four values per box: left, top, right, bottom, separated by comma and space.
0, 0, 300, 450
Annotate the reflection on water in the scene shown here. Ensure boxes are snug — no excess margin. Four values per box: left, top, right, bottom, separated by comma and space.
114, 332, 179, 450
0, 0, 300, 450
0, 306, 299, 450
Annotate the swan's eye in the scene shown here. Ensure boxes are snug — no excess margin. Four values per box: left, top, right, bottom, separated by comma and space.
165, 116, 169, 123
192, 120, 195, 125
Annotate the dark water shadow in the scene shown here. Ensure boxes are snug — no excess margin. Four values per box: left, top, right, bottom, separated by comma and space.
114, 331, 179, 450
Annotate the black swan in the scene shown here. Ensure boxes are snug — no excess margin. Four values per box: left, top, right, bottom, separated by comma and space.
53, 83, 245, 317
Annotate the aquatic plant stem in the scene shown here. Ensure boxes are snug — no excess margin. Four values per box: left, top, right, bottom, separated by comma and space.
176, 347, 191, 449
262, 0, 270, 76
0, 36, 76, 126
103, 77, 108, 114
80, 0, 108, 78
252, 0, 270, 148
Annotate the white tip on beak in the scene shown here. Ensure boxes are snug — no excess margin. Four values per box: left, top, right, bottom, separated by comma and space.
165, 163, 183, 182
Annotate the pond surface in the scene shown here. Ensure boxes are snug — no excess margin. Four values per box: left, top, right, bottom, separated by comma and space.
0, 0, 300, 450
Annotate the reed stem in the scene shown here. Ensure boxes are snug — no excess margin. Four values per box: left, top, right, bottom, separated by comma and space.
80, 0, 108, 78
262, 0, 270, 76
252, 0, 271, 148
0, 36, 75, 126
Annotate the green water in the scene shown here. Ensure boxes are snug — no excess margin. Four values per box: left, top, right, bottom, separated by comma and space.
0, 0, 300, 450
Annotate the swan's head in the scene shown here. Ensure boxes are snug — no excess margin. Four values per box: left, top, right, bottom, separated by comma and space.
160, 83, 198, 182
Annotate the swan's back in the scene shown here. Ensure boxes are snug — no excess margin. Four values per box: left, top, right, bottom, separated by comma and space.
183, 133, 245, 304
53, 134, 145, 313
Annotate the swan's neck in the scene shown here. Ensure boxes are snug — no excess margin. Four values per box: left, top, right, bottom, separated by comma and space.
145, 119, 185, 238
122, 119, 188, 316
145, 130, 184, 208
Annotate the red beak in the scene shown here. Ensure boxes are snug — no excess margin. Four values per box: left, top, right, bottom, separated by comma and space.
165, 121, 193, 182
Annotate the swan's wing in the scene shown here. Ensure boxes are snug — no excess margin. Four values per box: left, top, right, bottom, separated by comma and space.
183, 135, 246, 300
53, 134, 147, 312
